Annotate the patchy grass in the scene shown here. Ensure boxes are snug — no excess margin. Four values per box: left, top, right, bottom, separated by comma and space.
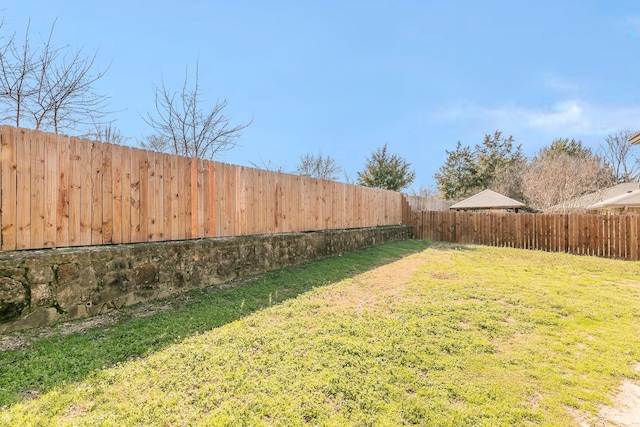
1, 242, 640, 426
0, 239, 431, 409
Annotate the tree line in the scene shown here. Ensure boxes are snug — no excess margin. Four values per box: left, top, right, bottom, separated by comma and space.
433, 130, 639, 212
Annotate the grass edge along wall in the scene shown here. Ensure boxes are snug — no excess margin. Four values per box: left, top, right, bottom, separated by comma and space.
0, 226, 412, 333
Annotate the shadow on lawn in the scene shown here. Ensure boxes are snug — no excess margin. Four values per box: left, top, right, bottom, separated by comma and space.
0, 239, 434, 408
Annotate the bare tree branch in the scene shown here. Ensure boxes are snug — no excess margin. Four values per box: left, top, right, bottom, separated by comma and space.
143, 60, 252, 159
521, 154, 613, 213
295, 150, 342, 180
599, 130, 640, 183
0, 18, 110, 133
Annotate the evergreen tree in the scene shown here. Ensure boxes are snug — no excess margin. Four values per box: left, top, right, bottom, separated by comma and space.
434, 131, 522, 200
433, 142, 482, 200
536, 138, 592, 159
357, 143, 416, 191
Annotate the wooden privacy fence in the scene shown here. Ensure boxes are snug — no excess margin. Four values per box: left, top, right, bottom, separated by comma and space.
410, 210, 640, 261
0, 126, 409, 250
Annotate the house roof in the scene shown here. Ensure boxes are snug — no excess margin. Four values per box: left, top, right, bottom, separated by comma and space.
630, 131, 640, 145
449, 189, 525, 210
551, 182, 640, 211
589, 188, 640, 209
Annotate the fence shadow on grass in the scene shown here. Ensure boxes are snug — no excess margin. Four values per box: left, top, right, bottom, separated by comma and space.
0, 239, 432, 409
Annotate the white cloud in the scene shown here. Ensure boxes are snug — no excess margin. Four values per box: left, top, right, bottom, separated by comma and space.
541, 75, 581, 94
435, 99, 640, 137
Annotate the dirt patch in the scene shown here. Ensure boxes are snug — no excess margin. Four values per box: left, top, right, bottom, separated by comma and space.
315, 251, 426, 315
598, 380, 640, 426
595, 363, 640, 427
571, 363, 640, 427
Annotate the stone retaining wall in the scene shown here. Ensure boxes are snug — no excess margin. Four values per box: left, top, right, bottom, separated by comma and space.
0, 226, 411, 334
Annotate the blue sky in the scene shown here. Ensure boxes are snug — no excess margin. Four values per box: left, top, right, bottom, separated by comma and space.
3, 1, 640, 192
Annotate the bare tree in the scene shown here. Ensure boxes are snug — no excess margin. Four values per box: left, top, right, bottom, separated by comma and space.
143, 61, 252, 159
86, 120, 129, 145
599, 130, 640, 183
0, 19, 109, 134
0, 21, 37, 128
488, 158, 527, 202
410, 184, 439, 198
521, 154, 613, 213
294, 150, 342, 180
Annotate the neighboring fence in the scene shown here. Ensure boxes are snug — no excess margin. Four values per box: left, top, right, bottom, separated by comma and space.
0, 126, 409, 250
410, 210, 640, 261
404, 195, 453, 211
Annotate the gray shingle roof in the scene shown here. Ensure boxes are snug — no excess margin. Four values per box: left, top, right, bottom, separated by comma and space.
589, 188, 640, 209
449, 189, 525, 210
554, 183, 640, 211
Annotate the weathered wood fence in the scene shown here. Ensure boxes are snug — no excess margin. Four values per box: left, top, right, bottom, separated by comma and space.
410, 210, 640, 261
0, 126, 410, 250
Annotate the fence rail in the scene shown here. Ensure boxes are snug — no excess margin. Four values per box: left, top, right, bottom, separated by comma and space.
0, 126, 409, 250
410, 210, 640, 261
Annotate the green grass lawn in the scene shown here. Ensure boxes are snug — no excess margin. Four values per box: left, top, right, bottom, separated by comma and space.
1, 241, 639, 426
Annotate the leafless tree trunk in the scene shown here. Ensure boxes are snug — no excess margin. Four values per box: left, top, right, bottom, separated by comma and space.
143, 61, 252, 160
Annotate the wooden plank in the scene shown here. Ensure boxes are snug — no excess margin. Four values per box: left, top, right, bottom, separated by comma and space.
274, 174, 281, 233
175, 155, 187, 240
604, 215, 611, 258
121, 146, 132, 244
111, 144, 123, 244
101, 143, 113, 244
129, 148, 143, 242
143, 151, 162, 242
301, 176, 309, 231
265, 170, 275, 234
237, 166, 248, 235
56, 134, 69, 247
214, 161, 225, 236
593, 215, 602, 257
162, 153, 172, 241
195, 159, 205, 238
205, 160, 213, 236
630, 215, 638, 261
148, 151, 162, 241
345, 184, 354, 230
75, 139, 93, 246
0, 126, 17, 250
622, 215, 630, 259
90, 141, 103, 245
245, 166, 255, 235
43, 132, 57, 248
219, 163, 229, 236
15, 129, 31, 249
190, 158, 198, 238
612, 215, 620, 259
168, 154, 180, 240
30, 130, 45, 249
254, 168, 264, 234
153, 151, 165, 241
139, 150, 150, 242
